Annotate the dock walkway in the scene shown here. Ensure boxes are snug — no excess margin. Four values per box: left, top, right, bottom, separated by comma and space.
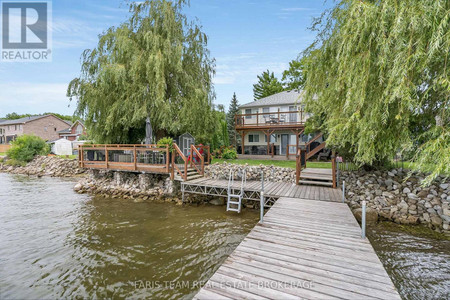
194, 196, 400, 299
181, 178, 342, 205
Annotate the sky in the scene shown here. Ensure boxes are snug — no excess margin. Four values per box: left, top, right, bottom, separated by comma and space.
0, 0, 333, 117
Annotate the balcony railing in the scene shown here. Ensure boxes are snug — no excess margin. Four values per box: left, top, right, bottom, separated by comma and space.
235, 110, 307, 128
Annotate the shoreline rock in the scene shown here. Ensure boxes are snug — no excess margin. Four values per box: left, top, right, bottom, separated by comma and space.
206, 162, 449, 233
0, 155, 86, 177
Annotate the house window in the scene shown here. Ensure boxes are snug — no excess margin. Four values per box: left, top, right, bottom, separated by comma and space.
264, 134, 277, 143
248, 134, 259, 143
75, 125, 83, 134
289, 106, 297, 122
245, 109, 252, 119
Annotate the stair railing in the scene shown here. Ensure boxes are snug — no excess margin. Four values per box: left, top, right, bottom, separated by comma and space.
296, 148, 307, 185
305, 133, 324, 157
172, 143, 188, 181
190, 145, 205, 176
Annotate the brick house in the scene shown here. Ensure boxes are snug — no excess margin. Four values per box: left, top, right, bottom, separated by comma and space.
58, 120, 87, 141
0, 115, 72, 144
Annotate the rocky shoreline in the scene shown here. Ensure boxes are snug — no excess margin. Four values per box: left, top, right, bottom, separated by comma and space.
2, 157, 448, 234
206, 162, 450, 233
0, 155, 85, 177
73, 169, 227, 207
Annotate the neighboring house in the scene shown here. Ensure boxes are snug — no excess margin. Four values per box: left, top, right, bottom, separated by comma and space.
235, 90, 324, 156
0, 119, 6, 144
58, 120, 86, 141
0, 115, 71, 144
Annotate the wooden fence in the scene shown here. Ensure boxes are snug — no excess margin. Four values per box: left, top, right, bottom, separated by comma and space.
0, 144, 10, 153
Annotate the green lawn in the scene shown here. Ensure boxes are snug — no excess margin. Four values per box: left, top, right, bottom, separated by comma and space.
56, 155, 78, 159
211, 158, 332, 169
0, 152, 6, 156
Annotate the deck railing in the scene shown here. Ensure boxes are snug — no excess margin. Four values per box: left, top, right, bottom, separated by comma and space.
172, 143, 188, 181
195, 145, 211, 165
79, 144, 170, 173
235, 110, 306, 128
190, 144, 205, 176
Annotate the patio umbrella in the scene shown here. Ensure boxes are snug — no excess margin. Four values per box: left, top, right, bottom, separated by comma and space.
145, 116, 153, 145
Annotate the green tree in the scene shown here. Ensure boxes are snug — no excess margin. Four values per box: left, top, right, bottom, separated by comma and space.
303, 0, 449, 183
281, 51, 318, 91
68, 0, 215, 143
253, 70, 284, 100
226, 92, 240, 146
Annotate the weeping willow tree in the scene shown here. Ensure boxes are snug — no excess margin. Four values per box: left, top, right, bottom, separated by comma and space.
303, 0, 449, 184
67, 0, 215, 143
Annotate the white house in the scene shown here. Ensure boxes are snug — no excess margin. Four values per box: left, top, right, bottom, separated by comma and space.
235, 90, 324, 157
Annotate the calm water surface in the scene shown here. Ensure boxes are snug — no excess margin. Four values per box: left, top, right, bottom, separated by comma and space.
0, 173, 258, 299
1, 173, 449, 299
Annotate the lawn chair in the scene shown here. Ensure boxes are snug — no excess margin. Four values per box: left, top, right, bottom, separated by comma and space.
317, 148, 331, 161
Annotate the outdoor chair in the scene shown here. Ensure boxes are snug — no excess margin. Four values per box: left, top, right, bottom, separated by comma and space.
317, 149, 331, 161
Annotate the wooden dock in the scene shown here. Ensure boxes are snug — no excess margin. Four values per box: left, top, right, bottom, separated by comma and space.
194, 196, 400, 299
181, 178, 342, 205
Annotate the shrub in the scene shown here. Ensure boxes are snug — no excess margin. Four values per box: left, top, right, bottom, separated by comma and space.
156, 137, 174, 152
7, 135, 50, 162
212, 145, 237, 159
222, 147, 237, 159
4, 159, 27, 167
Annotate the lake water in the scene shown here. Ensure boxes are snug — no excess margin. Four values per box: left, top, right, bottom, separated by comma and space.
1, 173, 449, 299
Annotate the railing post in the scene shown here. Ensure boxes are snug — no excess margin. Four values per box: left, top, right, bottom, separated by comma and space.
331, 151, 336, 188
171, 148, 174, 180
184, 153, 188, 181
336, 159, 340, 187
105, 145, 108, 169
342, 180, 346, 203
166, 145, 170, 173
361, 200, 366, 239
256, 112, 259, 126
260, 170, 264, 223
133, 145, 137, 171
80, 145, 84, 168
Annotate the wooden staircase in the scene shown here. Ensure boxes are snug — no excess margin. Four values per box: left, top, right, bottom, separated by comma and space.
305, 133, 326, 160
173, 167, 203, 181
296, 133, 337, 188
172, 144, 205, 181
298, 168, 333, 187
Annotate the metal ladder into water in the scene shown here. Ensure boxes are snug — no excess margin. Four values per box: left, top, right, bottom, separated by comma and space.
226, 169, 246, 213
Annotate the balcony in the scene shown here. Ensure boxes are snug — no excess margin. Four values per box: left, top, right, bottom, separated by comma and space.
235, 110, 308, 130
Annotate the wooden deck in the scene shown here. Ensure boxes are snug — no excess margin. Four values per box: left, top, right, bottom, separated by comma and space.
194, 197, 400, 299
182, 178, 342, 203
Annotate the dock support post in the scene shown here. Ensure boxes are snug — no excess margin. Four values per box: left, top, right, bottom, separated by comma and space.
342, 181, 345, 203
362, 200, 366, 239
260, 170, 264, 223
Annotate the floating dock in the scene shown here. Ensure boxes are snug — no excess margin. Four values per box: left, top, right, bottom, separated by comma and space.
194, 195, 400, 299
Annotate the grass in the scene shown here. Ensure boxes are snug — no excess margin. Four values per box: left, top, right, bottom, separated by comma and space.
56, 155, 78, 159
211, 158, 332, 169
0, 152, 6, 156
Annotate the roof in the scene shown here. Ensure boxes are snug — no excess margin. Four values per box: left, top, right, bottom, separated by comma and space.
58, 128, 71, 134
0, 119, 6, 124
0, 115, 46, 125
240, 90, 304, 108
0, 115, 72, 126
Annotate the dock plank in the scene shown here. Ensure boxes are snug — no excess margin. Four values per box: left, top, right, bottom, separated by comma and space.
194, 197, 400, 300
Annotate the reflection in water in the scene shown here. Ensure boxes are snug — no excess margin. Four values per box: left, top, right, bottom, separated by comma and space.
368, 223, 450, 300
0, 173, 258, 299
1, 173, 449, 299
